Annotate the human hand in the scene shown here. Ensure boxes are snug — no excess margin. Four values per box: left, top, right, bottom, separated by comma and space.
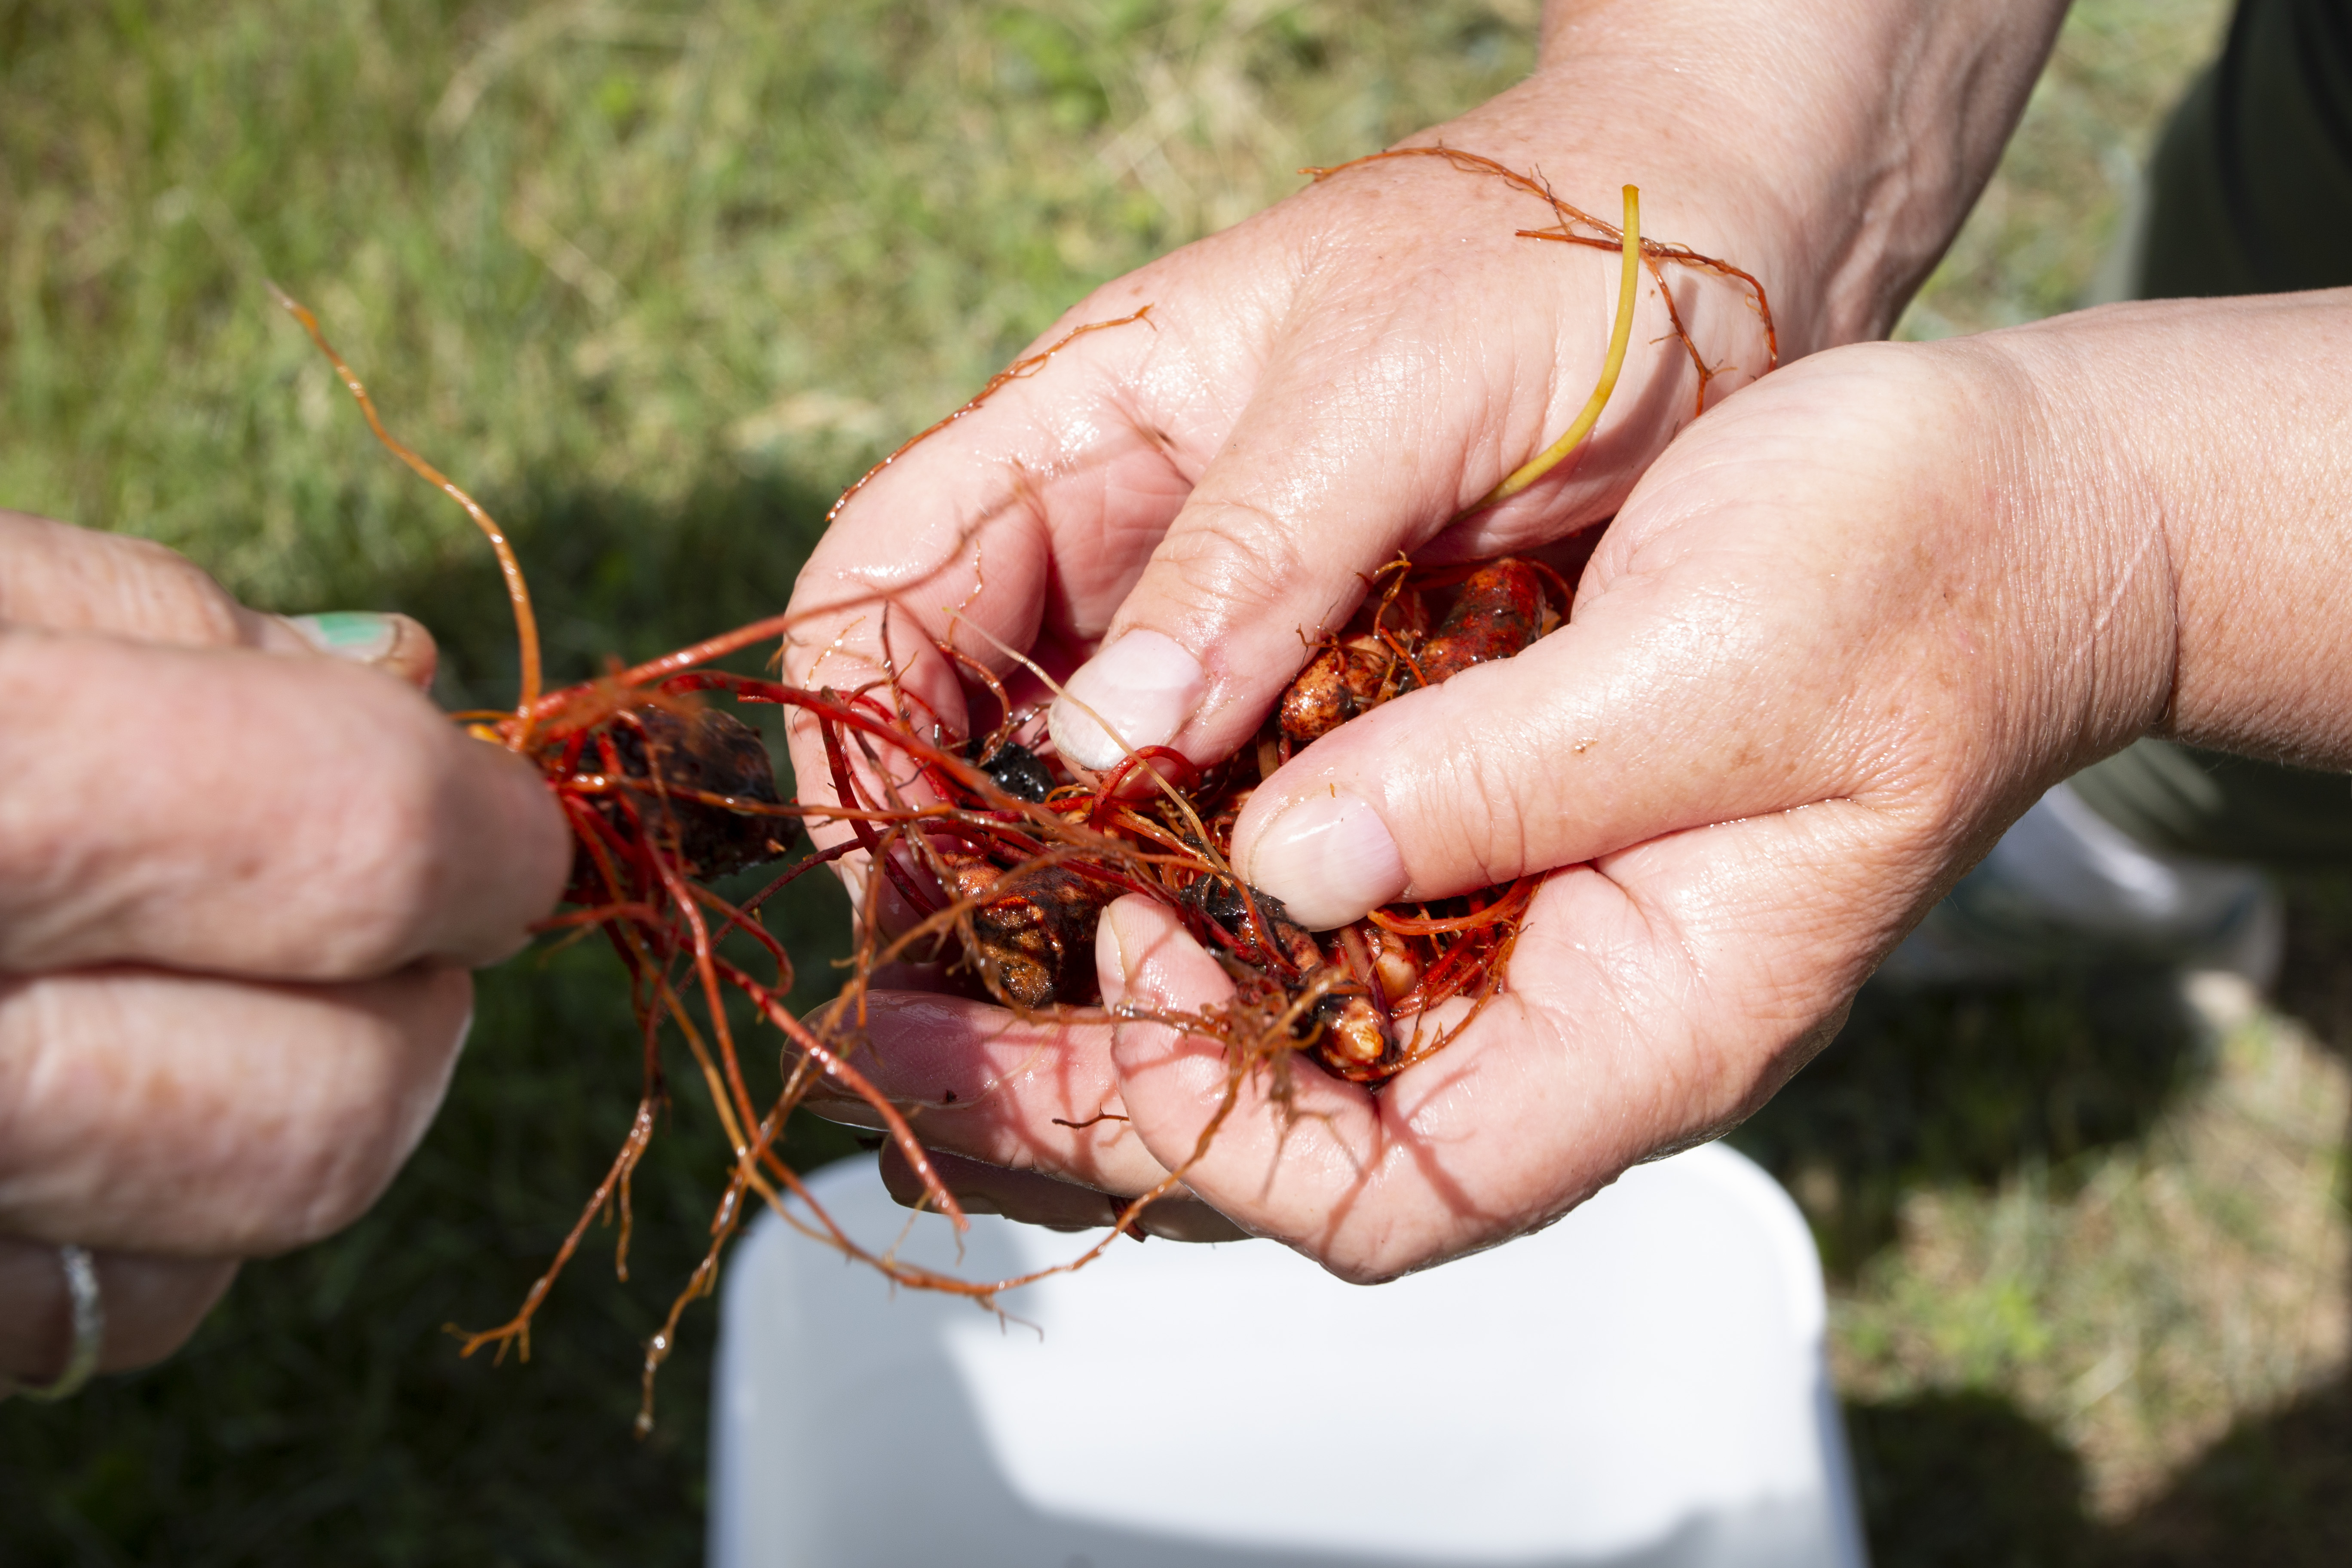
0, 512, 570, 1395
782, 75, 1777, 1246
784, 0, 2079, 1259
812, 289, 2352, 1276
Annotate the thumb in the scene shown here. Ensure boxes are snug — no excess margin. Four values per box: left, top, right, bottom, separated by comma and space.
1225, 530, 1914, 930
1221, 331, 2143, 930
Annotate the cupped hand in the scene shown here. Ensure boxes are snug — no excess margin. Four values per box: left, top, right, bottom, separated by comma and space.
808, 310, 2220, 1277
780, 84, 1778, 1246
0, 511, 571, 1393
782, 3, 2092, 1268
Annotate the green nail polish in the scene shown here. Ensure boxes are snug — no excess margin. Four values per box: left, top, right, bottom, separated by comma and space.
289, 611, 396, 662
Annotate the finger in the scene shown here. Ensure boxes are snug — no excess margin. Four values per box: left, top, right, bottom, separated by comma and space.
272, 611, 441, 690
0, 963, 473, 1254
0, 625, 569, 975
805, 981, 1250, 1237
1230, 598, 1858, 929
0, 510, 440, 689
879, 1145, 1119, 1231
779, 274, 1198, 734
774, 290, 1198, 926
877, 1145, 1248, 1243
1093, 895, 1425, 1276
0, 509, 291, 649
1043, 165, 1734, 774
803, 991, 1173, 1198
0, 1238, 237, 1383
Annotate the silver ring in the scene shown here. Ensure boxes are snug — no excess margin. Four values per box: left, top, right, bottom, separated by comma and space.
16, 1244, 104, 1403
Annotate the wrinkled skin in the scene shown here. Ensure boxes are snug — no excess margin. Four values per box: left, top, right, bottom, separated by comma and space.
0, 511, 570, 1392
779, 0, 2165, 1274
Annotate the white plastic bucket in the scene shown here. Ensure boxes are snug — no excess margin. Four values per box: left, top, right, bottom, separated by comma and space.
710, 1142, 1866, 1568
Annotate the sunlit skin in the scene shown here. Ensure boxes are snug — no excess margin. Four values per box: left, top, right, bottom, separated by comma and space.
0, 513, 569, 1390
782, 0, 2352, 1278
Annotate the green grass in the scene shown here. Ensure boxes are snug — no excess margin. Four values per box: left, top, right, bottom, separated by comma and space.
0, 0, 1535, 621
1735, 891, 2352, 1567
12, 1, 2352, 1564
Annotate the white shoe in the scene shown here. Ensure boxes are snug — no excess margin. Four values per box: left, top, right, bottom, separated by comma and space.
1877, 782, 2283, 989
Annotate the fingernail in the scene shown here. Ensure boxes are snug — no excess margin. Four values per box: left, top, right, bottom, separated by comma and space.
286, 611, 397, 664
1236, 789, 1406, 931
1096, 906, 1133, 1004
1048, 630, 1205, 772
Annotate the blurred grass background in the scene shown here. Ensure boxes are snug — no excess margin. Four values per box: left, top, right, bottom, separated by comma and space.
7, 0, 2349, 1563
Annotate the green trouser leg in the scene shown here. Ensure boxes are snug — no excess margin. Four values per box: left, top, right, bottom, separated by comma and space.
2067, 0, 2352, 867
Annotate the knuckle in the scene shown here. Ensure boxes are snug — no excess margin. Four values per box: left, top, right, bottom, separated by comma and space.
0, 967, 459, 1254
1418, 734, 1534, 887
1158, 499, 1318, 616
93, 533, 250, 646
0, 512, 254, 646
